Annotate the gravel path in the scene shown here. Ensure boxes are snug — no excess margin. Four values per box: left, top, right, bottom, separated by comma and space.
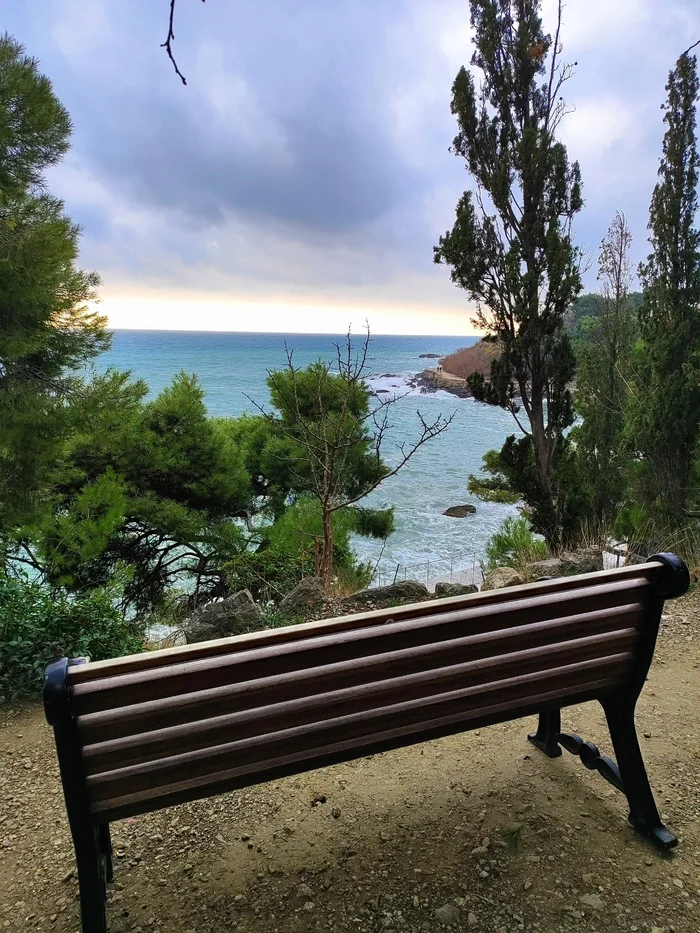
1, 595, 699, 933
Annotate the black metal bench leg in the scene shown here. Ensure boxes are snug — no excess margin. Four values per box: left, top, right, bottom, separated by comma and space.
98, 823, 113, 883
75, 828, 108, 933
44, 659, 109, 932
602, 698, 677, 849
528, 709, 563, 758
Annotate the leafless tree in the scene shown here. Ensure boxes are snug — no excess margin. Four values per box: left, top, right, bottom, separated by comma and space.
250, 329, 454, 588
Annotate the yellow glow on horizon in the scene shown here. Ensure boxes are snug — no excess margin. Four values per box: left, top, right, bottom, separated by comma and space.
97, 291, 483, 338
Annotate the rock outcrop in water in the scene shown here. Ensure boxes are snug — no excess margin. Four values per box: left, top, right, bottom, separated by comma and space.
410, 370, 472, 398
443, 504, 476, 517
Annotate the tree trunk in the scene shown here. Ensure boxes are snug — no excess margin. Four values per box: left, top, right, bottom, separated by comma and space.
530, 390, 558, 529
319, 504, 334, 591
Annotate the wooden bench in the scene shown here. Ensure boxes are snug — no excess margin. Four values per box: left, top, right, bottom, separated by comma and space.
44, 553, 689, 933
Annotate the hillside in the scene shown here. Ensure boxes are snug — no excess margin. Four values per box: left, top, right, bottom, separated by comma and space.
441, 338, 501, 379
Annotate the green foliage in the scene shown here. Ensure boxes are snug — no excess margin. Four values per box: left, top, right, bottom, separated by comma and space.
226, 549, 313, 604
351, 506, 395, 540
7, 358, 394, 614
0, 34, 71, 202
0, 34, 107, 533
0, 573, 143, 700
627, 51, 700, 524
468, 449, 521, 504
258, 336, 447, 587
225, 497, 379, 602
434, 0, 583, 545
218, 415, 292, 516
266, 359, 389, 505
470, 437, 589, 543
485, 517, 547, 574
573, 214, 639, 524
566, 292, 643, 340
41, 373, 250, 611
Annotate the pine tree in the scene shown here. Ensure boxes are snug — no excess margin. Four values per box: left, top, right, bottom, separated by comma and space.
574, 213, 637, 524
434, 0, 583, 544
631, 50, 700, 524
0, 36, 107, 533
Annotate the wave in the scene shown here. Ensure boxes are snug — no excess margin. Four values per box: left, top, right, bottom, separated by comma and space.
366, 372, 475, 401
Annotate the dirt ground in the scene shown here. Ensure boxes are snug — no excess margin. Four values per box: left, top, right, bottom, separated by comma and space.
1, 594, 699, 933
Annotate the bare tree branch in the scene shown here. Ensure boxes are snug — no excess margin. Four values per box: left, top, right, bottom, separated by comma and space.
247, 328, 454, 587
162, 0, 206, 85
681, 39, 700, 57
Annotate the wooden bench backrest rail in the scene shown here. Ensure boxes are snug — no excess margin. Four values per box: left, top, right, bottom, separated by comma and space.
44, 554, 690, 933
66, 559, 673, 680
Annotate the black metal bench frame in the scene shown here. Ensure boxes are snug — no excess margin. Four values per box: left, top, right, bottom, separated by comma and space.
44, 552, 689, 933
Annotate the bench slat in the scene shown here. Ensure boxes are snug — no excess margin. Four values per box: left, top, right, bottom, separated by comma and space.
85, 653, 631, 804
89, 673, 623, 821
76, 603, 643, 741
70, 580, 648, 716
81, 630, 638, 772
67, 562, 661, 683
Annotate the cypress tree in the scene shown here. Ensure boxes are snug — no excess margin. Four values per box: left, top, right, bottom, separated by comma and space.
434, 0, 583, 544
631, 51, 700, 524
575, 213, 637, 525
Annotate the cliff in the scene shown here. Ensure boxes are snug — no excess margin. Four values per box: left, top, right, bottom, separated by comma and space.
440, 338, 501, 380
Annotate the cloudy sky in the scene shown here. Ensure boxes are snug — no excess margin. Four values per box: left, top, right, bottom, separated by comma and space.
5, 0, 699, 334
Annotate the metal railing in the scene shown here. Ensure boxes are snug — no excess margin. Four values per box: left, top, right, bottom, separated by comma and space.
372, 552, 484, 589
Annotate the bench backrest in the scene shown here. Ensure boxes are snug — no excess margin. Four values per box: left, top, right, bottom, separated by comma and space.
55, 560, 678, 823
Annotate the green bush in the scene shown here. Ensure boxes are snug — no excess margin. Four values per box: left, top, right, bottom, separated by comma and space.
225, 549, 313, 603
225, 497, 377, 604
485, 517, 547, 573
0, 574, 144, 700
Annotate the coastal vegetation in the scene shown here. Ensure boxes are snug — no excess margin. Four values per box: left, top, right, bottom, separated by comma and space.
434, 0, 584, 546
0, 36, 452, 695
437, 2, 700, 561
1, 3, 700, 699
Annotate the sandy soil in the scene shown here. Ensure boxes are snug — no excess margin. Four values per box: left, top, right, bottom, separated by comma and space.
1, 594, 699, 933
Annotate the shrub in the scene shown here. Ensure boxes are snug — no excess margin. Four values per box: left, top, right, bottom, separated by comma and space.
0, 574, 144, 700
225, 497, 379, 604
225, 549, 312, 604
485, 517, 547, 574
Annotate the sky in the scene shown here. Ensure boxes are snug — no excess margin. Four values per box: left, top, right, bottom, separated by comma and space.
4, 0, 699, 335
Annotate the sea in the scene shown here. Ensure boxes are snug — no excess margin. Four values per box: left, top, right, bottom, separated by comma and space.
99, 331, 519, 585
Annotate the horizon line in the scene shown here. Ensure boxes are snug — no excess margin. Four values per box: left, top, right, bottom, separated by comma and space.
106, 327, 483, 338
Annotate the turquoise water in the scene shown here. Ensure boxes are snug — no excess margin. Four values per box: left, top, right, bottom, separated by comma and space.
99, 331, 519, 579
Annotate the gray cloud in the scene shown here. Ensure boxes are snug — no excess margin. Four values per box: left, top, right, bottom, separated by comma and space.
3, 0, 700, 314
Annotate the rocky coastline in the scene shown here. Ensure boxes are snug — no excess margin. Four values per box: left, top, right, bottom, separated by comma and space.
409, 368, 473, 399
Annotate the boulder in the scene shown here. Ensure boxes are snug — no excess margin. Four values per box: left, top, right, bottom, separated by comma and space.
279, 576, 327, 615
443, 504, 477, 518
527, 557, 564, 578
434, 582, 478, 598
559, 547, 603, 575
183, 589, 264, 644
341, 579, 429, 608
481, 567, 525, 591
